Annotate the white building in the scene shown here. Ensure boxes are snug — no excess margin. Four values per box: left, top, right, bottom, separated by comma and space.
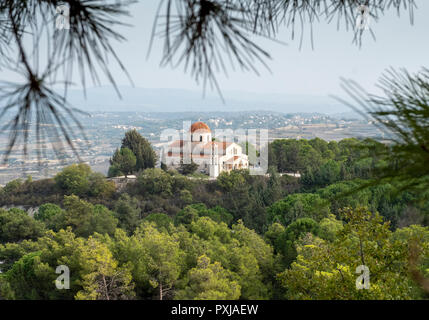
163, 122, 249, 178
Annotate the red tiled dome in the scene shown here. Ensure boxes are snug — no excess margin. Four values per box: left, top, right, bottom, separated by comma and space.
190, 121, 211, 133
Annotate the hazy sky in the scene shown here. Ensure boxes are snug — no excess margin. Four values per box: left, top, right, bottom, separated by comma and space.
5, 1, 429, 99
100, 0, 429, 96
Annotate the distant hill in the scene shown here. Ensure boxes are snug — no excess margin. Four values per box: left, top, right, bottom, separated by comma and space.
63, 86, 354, 115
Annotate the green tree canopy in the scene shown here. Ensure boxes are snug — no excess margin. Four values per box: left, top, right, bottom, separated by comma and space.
114, 194, 141, 234
55, 164, 114, 198
175, 255, 241, 300
178, 160, 199, 176
55, 164, 92, 196
2, 229, 134, 300
34, 203, 63, 222
109, 147, 137, 178
267, 193, 330, 226
0, 208, 45, 243
121, 129, 157, 171
53, 195, 118, 237
278, 207, 429, 299
137, 168, 173, 196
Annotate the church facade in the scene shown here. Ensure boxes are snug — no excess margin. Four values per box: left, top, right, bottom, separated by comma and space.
163, 122, 249, 178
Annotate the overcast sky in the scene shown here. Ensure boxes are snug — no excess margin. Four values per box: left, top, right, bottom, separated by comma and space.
102, 0, 429, 97
5, 1, 429, 99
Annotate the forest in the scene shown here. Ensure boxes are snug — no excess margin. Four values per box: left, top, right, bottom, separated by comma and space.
0, 131, 427, 300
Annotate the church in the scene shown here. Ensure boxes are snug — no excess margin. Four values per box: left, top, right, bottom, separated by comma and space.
163, 122, 249, 178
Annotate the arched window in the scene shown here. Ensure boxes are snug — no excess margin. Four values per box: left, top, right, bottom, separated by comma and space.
200, 135, 203, 142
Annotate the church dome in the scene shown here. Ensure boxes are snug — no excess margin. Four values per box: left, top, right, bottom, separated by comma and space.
190, 121, 211, 133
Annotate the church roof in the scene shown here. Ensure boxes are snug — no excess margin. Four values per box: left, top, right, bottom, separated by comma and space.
190, 121, 211, 133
